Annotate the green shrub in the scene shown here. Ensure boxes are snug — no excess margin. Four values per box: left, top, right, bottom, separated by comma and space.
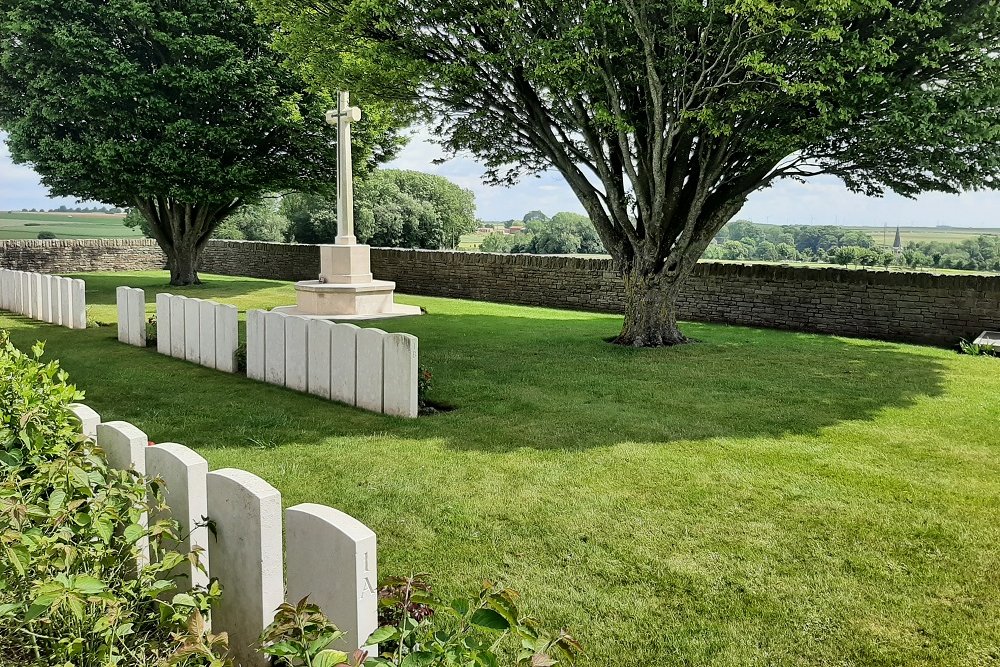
146, 315, 158, 347
958, 339, 997, 357
36, 231, 56, 239
259, 576, 580, 667
0, 332, 224, 666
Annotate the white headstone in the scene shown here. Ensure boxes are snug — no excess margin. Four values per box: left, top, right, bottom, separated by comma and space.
97, 421, 147, 473
307, 320, 333, 399
355, 328, 386, 413
146, 442, 210, 591
206, 469, 283, 667
24, 272, 34, 318
285, 504, 378, 654
184, 298, 201, 362
67, 403, 101, 439
0, 270, 9, 310
156, 293, 172, 356
96, 421, 149, 567
70, 279, 86, 329
330, 323, 359, 406
40, 274, 53, 323
128, 288, 146, 347
31, 273, 42, 320
246, 310, 266, 381
51, 276, 63, 326
169, 296, 187, 358
215, 304, 239, 373
199, 299, 217, 368
117, 287, 130, 343
58, 277, 72, 326
284, 315, 309, 392
383, 333, 419, 418
18, 271, 27, 315
263, 311, 286, 386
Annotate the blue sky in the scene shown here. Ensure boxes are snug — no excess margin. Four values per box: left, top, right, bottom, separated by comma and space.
4, 128, 1000, 227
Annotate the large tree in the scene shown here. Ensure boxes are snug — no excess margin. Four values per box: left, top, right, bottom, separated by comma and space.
257, 0, 1000, 345
0, 0, 405, 285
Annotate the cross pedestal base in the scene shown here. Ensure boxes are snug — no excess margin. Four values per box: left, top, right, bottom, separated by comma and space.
274, 244, 422, 321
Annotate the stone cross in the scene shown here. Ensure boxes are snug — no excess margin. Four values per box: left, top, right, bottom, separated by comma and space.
326, 91, 362, 246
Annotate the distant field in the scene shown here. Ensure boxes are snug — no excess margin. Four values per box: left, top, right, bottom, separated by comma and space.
458, 232, 486, 250
0, 211, 140, 240
845, 225, 1000, 246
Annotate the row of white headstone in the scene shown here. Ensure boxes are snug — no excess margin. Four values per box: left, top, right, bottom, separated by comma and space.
114, 287, 419, 417
247, 310, 419, 418
115, 288, 240, 374
155, 293, 240, 373
68, 403, 378, 667
0, 268, 87, 329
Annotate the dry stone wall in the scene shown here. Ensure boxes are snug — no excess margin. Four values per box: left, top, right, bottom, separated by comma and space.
0, 238, 166, 273
3, 238, 998, 345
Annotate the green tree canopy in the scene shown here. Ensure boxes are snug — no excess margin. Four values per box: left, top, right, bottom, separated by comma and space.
285, 169, 477, 249
0, 0, 405, 284
260, 0, 1000, 345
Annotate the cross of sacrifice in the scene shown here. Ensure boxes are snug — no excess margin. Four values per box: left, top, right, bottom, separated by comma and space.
325, 91, 363, 245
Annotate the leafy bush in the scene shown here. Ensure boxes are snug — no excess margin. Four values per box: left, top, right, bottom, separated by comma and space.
146, 315, 158, 347
418, 367, 433, 408
958, 339, 997, 357
0, 332, 223, 666
36, 231, 56, 239
260, 597, 367, 667
369, 575, 580, 667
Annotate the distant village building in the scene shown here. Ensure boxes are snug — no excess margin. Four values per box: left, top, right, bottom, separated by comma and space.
893, 226, 903, 255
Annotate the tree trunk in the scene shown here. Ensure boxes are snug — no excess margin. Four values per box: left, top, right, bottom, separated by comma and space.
133, 197, 239, 287
613, 268, 687, 347
166, 244, 202, 286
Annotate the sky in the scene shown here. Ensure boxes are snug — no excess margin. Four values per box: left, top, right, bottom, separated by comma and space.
4, 128, 1000, 227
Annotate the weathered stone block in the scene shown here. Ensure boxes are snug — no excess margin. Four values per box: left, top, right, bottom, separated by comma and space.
284, 315, 309, 392
170, 296, 187, 359
263, 311, 287, 386
355, 328, 386, 413
184, 298, 201, 362
156, 293, 172, 356
286, 504, 378, 654
199, 299, 217, 369
307, 319, 333, 399
146, 442, 210, 591
215, 304, 239, 373
330, 323, 359, 406
246, 310, 266, 381
383, 333, 418, 419
206, 468, 283, 667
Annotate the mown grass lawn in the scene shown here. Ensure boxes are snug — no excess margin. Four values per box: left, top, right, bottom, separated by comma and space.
3, 271, 999, 667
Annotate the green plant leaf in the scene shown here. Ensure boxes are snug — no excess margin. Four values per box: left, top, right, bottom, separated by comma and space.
123, 523, 145, 544
400, 651, 435, 667
469, 609, 510, 632
47, 488, 66, 514
313, 649, 349, 667
366, 626, 399, 645
72, 575, 105, 594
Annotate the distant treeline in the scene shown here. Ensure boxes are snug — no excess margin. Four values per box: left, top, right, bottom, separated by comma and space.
16, 205, 124, 214
706, 220, 1000, 272
479, 211, 605, 255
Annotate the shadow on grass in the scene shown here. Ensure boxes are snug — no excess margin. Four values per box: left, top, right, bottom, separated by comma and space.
1, 303, 948, 454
